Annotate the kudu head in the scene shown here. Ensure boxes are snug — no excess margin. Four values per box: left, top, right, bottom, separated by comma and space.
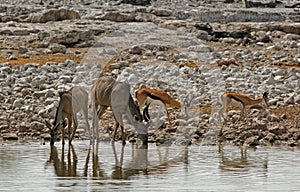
44, 120, 66, 145
129, 97, 152, 145
133, 119, 152, 145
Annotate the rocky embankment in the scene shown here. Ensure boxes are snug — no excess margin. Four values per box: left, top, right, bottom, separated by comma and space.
0, 0, 299, 146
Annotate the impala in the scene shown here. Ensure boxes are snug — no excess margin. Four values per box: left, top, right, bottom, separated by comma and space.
219, 91, 269, 120
91, 76, 151, 145
135, 87, 182, 122
45, 86, 91, 146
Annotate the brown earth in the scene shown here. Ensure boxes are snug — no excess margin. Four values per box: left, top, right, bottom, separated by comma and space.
0, 51, 84, 66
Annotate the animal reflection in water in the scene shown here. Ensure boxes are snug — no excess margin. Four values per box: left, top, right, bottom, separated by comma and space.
45, 145, 78, 177
100, 143, 188, 180
45, 143, 189, 180
218, 144, 268, 176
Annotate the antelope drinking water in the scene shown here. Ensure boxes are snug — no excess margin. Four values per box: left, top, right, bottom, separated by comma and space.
45, 86, 91, 146
91, 76, 151, 145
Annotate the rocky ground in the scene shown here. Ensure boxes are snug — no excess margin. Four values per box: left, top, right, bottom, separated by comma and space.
0, 0, 299, 147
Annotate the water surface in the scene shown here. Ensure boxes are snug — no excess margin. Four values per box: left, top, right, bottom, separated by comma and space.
0, 140, 300, 191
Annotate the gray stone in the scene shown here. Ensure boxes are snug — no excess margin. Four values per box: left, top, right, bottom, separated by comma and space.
253, 122, 268, 131
267, 114, 281, 122
2, 133, 18, 140
265, 132, 277, 143
295, 94, 300, 104
265, 74, 276, 85
284, 33, 300, 40
245, 136, 260, 147
268, 98, 278, 106
30, 8, 80, 23
18, 46, 28, 54
100, 12, 135, 22
9, 55, 18, 60
285, 95, 295, 105
13, 99, 23, 109
48, 43, 67, 54
188, 44, 212, 53
30, 121, 45, 131
110, 63, 121, 70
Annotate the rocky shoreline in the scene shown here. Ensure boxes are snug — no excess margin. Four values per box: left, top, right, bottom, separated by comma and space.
0, 0, 299, 147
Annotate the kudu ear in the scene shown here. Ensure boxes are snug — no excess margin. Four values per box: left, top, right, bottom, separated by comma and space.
44, 120, 53, 130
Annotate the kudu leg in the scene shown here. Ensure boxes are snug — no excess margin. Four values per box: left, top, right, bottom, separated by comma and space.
83, 107, 91, 143
70, 114, 78, 145
92, 104, 99, 144
120, 125, 126, 145
112, 122, 119, 142
112, 122, 127, 145
61, 120, 67, 146
92, 105, 107, 143
67, 116, 73, 145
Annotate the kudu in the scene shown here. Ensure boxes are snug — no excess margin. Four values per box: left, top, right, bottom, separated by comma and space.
91, 76, 151, 145
45, 86, 91, 146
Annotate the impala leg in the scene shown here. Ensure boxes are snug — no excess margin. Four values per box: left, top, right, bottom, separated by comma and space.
219, 125, 223, 136
219, 99, 227, 121
218, 105, 223, 121
243, 105, 247, 120
165, 105, 171, 126
239, 104, 245, 121
224, 98, 231, 121
219, 104, 227, 122
158, 102, 170, 126
92, 104, 98, 144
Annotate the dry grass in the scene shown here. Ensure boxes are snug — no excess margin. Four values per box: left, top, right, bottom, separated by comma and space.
0, 49, 85, 66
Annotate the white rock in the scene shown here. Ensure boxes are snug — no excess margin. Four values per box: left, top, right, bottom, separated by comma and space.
9, 55, 18, 60
13, 99, 23, 109
295, 94, 300, 104
265, 74, 276, 85
284, 33, 300, 40
268, 98, 278, 106
284, 95, 295, 105
187, 44, 212, 53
